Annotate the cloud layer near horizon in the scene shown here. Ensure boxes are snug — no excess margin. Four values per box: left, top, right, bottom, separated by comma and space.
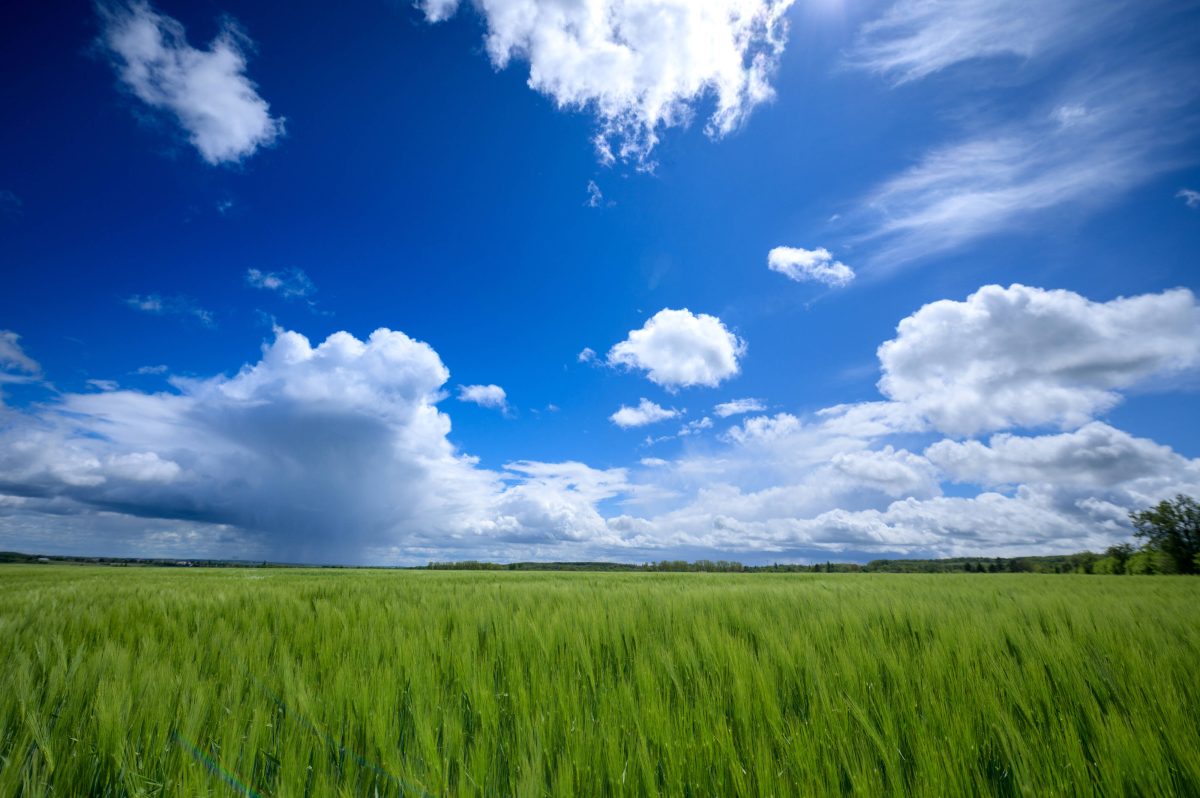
2, 284, 1198, 564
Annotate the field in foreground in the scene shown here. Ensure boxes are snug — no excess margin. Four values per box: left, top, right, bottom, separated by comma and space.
1, 568, 1197, 796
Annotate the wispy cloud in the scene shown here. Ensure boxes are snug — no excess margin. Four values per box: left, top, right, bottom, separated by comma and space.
1178, 188, 1200, 209
246, 267, 315, 299
841, 0, 1197, 273
714, 398, 766, 418
0, 190, 21, 218
844, 0, 1101, 86
853, 68, 1197, 271
124, 293, 214, 327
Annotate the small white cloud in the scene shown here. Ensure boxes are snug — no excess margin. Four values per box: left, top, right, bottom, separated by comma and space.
246, 268, 315, 299
98, 1, 284, 165
607, 308, 745, 390
768, 246, 855, 288
457, 384, 508, 411
713, 398, 766, 417
610, 398, 680, 429
1178, 188, 1200, 209
585, 180, 605, 208
577, 347, 597, 364
86, 379, 120, 392
135, 364, 168, 375
677, 416, 713, 437
640, 457, 669, 467
124, 294, 214, 327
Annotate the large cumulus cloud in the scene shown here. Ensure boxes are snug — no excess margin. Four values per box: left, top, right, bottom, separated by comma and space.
0, 328, 618, 563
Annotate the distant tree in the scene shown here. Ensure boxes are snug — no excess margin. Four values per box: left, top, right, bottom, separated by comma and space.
1104, 543, 1135, 575
1130, 495, 1200, 575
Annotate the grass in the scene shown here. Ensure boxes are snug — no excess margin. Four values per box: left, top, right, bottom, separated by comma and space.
0, 566, 1197, 796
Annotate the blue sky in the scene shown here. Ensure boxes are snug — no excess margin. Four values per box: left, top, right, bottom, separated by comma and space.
1, 0, 1198, 564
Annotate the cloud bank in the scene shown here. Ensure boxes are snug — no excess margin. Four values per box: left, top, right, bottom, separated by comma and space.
3, 284, 1198, 564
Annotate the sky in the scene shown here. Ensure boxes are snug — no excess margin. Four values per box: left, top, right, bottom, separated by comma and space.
1, 0, 1198, 565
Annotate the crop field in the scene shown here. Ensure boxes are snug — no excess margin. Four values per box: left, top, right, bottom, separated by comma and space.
1, 567, 1198, 796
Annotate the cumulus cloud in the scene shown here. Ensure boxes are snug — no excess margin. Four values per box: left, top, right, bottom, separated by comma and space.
246, 268, 315, 299
767, 246, 855, 287
98, 1, 284, 165
417, 0, 794, 165
6, 284, 1200, 564
457, 383, 508, 410
577, 347, 597, 363
926, 422, 1200, 492
713, 398, 765, 417
610, 398, 679, 428
877, 284, 1200, 435
125, 293, 214, 327
0, 327, 634, 564
607, 308, 745, 389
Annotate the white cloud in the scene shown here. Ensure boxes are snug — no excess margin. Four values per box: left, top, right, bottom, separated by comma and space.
86, 379, 120, 392
767, 246, 855, 287
125, 294, 214, 327
136, 364, 168, 375
607, 308, 745, 389
0, 328, 626, 564
6, 284, 1199, 564
677, 416, 713, 436
0, 331, 40, 376
926, 422, 1200, 492
1178, 188, 1200, 209
845, 2, 1197, 269
877, 284, 1200, 435
458, 383, 509, 410
0, 331, 41, 401
417, 0, 794, 166
577, 346, 597, 363
585, 180, 605, 208
98, 1, 284, 165
713, 398, 765, 417
844, 0, 1093, 85
246, 268, 315, 299
610, 398, 679, 428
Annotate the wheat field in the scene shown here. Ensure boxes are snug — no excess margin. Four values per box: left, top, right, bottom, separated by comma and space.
1, 566, 1197, 796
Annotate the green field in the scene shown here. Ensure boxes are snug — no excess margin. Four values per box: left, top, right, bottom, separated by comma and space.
1, 567, 1197, 796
